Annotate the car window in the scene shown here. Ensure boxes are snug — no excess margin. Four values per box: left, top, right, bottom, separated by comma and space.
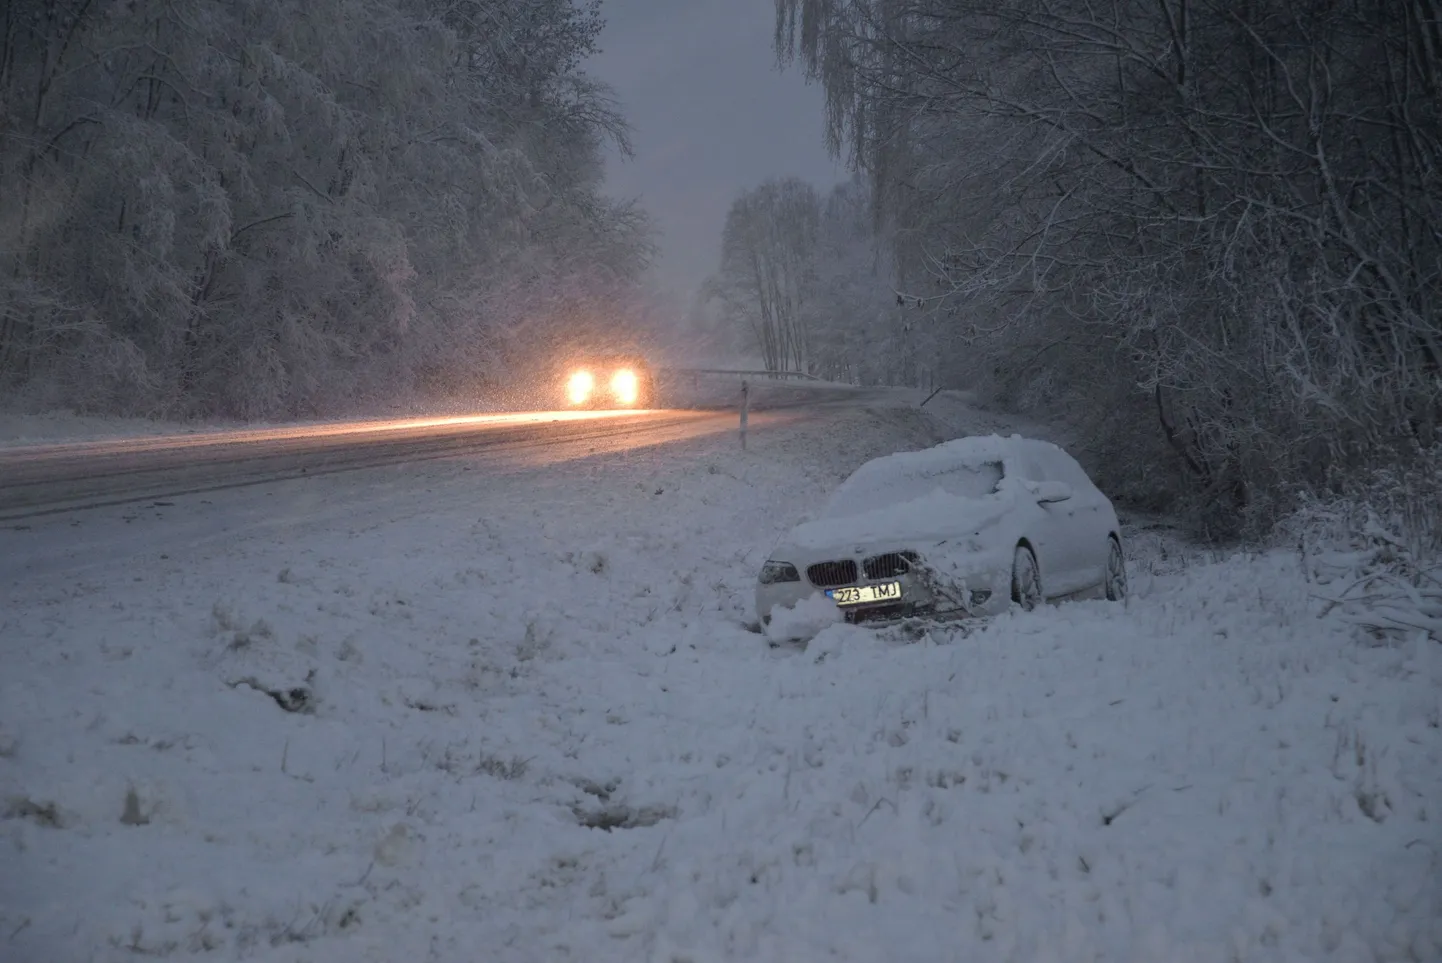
1007, 441, 1089, 490
993, 443, 1044, 481
935, 461, 1004, 498
823, 460, 1003, 518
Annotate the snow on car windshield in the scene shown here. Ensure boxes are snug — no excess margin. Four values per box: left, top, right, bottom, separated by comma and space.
822, 459, 1003, 519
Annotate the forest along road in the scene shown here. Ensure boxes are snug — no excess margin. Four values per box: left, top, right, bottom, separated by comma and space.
0, 406, 805, 522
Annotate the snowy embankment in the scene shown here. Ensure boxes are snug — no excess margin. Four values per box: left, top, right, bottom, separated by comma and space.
1, 398, 1438, 963
0, 410, 237, 448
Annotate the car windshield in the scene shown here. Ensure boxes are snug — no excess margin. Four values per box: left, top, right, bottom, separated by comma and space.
822, 460, 1004, 519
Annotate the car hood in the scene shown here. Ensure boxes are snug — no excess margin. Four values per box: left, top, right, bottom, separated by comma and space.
776, 489, 1017, 559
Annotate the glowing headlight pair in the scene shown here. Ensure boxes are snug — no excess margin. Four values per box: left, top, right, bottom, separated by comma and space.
567, 368, 639, 406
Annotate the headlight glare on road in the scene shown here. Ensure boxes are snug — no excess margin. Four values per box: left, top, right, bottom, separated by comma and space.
566, 370, 594, 405
611, 368, 639, 405
758, 560, 801, 584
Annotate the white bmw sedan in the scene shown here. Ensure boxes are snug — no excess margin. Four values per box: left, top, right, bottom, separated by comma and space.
755, 434, 1127, 630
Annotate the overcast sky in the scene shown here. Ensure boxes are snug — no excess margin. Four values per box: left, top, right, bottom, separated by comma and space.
586, 0, 848, 303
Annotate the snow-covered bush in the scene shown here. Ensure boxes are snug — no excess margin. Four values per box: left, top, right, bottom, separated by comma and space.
1283, 447, 1442, 644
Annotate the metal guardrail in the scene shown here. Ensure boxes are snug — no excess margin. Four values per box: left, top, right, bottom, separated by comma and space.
660, 367, 824, 382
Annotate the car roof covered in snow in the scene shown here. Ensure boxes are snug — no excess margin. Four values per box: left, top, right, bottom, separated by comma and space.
837, 433, 1064, 489
787, 486, 1018, 551
776, 435, 1073, 551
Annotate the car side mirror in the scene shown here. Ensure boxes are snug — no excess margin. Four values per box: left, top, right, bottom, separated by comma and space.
1031, 481, 1073, 504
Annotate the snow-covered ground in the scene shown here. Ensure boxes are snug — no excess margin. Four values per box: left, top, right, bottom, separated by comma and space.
1, 398, 1439, 963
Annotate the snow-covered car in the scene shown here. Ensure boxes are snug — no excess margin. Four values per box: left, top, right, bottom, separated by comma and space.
755, 434, 1127, 630
560, 355, 655, 409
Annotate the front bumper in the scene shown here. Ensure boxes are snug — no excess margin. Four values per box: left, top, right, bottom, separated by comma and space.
755, 561, 1011, 628
756, 570, 936, 627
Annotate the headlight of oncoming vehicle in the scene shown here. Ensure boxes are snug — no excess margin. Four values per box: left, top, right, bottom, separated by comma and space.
611, 368, 639, 405
758, 560, 800, 584
567, 370, 594, 405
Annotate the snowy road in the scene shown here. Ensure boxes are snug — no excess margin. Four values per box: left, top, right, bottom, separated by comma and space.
0, 377, 885, 521
1, 395, 1438, 963
0, 408, 752, 521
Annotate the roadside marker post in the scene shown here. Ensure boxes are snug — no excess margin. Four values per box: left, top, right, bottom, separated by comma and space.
740, 380, 749, 450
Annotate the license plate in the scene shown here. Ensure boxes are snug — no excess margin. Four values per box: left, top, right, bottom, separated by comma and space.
827, 581, 902, 606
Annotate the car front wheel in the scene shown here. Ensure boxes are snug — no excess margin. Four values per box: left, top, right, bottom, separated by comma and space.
1011, 545, 1042, 611
1104, 537, 1127, 601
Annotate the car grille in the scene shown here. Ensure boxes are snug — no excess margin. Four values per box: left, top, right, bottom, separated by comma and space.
863, 551, 917, 579
807, 560, 858, 587
845, 603, 911, 625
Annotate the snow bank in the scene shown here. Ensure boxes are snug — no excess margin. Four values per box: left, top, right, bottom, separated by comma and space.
763, 592, 843, 644
1, 401, 1438, 963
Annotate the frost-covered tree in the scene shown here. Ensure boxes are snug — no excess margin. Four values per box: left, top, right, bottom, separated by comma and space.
705, 173, 914, 383
807, 176, 920, 385
0, 0, 650, 416
775, 0, 1442, 534
709, 178, 821, 374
